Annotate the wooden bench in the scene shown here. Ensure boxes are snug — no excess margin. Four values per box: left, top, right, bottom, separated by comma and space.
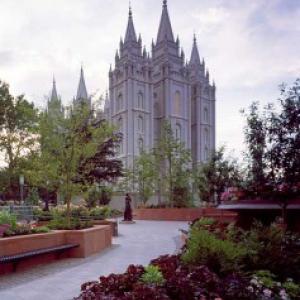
0, 243, 79, 272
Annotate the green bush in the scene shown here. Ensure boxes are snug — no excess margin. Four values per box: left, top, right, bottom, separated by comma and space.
48, 213, 92, 230
0, 211, 17, 229
240, 222, 300, 281
31, 226, 50, 234
33, 208, 53, 221
141, 265, 165, 285
181, 227, 246, 274
283, 279, 300, 298
90, 206, 113, 220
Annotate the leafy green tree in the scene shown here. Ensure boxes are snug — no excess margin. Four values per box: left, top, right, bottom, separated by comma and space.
133, 151, 156, 205
0, 80, 39, 196
32, 105, 117, 223
241, 102, 267, 195
194, 147, 242, 205
153, 121, 192, 206
242, 79, 300, 223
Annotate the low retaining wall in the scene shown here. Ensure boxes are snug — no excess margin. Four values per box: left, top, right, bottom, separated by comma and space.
0, 225, 112, 275
133, 208, 237, 222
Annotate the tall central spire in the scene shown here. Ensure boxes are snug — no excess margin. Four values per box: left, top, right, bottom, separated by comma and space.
156, 0, 174, 44
124, 3, 137, 43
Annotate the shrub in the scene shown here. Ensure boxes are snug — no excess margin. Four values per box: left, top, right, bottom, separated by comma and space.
240, 222, 300, 281
49, 213, 92, 230
86, 188, 101, 208
181, 227, 247, 274
141, 265, 165, 285
89, 206, 112, 220
33, 208, 53, 221
0, 211, 17, 229
31, 226, 50, 234
283, 279, 300, 298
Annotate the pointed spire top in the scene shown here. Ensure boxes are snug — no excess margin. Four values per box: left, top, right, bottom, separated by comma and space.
76, 66, 88, 101
156, 0, 174, 43
50, 76, 58, 102
129, 1, 132, 17
124, 1, 137, 43
190, 34, 201, 66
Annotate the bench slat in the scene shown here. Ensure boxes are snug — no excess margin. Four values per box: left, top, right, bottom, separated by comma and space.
0, 244, 79, 263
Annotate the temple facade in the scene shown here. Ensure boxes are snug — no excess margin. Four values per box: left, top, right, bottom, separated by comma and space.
47, 0, 216, 169
104, 0, 216, 168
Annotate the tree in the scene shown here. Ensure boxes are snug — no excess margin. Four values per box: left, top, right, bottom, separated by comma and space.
194, 147, 242, 205
133, 151, 156, 205
153, 121, 192, 206
242, 79, 300, 224
0, 81, 39, 197
33, 104, 120, 223
77, 124, 123, 186
241, 102, 267, 195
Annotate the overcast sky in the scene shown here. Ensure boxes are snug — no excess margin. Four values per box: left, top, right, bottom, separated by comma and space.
0, 0, 299, 157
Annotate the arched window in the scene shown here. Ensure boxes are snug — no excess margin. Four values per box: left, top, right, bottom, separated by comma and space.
138, 92, 144, 109
175, 123, 181, 140
138, 138, 144, 154
138, 116, 144, 132
204, 128, 209, 145
116, 94, 123, 111
174, 91, 181, 115
204, 108, 209, 123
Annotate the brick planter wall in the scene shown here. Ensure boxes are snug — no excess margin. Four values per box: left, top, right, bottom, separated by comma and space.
0, 225, 112, 275
133, 208, 237, 222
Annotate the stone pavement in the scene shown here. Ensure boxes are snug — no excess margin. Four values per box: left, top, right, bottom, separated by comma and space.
0, 220, 188, 300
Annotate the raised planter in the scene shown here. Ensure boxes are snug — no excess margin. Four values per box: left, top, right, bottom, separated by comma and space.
133, 208, 237, 222
0, 225, 112, 275
92, 219, 118, 236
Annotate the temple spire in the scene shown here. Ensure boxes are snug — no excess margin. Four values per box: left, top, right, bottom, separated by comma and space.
76, 66, 88, 101
124, 2, 137, 43
190, 34, 201, 66
156, 0, 174, 44
50, 76, 58, 102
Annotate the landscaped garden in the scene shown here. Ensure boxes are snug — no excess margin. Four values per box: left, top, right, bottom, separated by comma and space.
75, 217, 300, 300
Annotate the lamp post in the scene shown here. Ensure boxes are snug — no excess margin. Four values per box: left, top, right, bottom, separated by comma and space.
19, 175, 24, 205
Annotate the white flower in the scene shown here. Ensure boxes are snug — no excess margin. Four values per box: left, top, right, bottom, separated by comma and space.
263, 288, 272, 297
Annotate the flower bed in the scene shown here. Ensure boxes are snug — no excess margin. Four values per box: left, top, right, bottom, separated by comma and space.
133, 208, 237, 222
76, 218, 300, 299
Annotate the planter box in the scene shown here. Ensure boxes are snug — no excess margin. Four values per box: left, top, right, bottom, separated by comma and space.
93, 220, 118, 236
133, 208, 237, 222
65, 225, 112, 258
0, 225, 112, 275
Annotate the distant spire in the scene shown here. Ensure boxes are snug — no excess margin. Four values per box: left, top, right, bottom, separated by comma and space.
124, 2, 137, 43
156, 0, 174, 43
143, 46, 147, 58
76, 66, 88, 101
50, 76, 58, 102
190, 34, 201, 66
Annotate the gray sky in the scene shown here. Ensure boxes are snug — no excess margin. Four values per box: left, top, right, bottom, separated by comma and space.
0, 0, 299, 157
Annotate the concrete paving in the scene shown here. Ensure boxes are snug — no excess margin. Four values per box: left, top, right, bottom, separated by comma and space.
0, 220, 188, 300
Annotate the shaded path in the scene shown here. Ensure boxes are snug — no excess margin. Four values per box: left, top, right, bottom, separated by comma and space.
0, 220, 188, 300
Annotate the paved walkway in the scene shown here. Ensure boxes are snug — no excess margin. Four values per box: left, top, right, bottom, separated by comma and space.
0, 220, 188, 300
